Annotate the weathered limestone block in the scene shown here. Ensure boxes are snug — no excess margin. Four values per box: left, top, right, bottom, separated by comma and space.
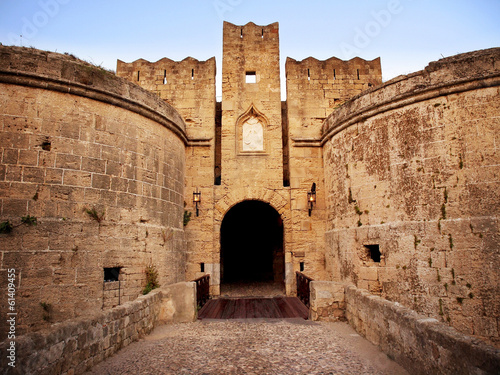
158, 282, 197, 324
309, 281, 346, 322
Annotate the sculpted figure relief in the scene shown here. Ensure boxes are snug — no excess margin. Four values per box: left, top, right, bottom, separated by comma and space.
242, 117, 264, 151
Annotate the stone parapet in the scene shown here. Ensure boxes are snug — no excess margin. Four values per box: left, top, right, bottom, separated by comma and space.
345, 285, 500, 375
309, 281, 346, 322
0, 282, 197, 375
0, 289, 162, 375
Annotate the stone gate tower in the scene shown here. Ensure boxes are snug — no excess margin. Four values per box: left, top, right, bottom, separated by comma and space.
220, 22, 283, 187
116, 21, 383, 296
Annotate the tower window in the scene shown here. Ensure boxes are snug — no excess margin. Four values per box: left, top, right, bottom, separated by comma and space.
246, 71, 256, 84
261, 29, 264, 39
191, 69, 194, 80
364, 244, 381, 263
200, 263, 205, 272
240, 28, 243, 38
357, 69, 360, 80
308, 68, 311, 81
137, 71, 140, 81
104, 267, 121, 282
334, 69, 336, 80
163, 70, 167, 84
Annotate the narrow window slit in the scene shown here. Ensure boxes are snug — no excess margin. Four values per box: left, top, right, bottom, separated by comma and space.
240, 28, 243, 38
163, 70, 167, 84
200, 263, 205, 272
300, 262, 305, 272
191, 69, 194, 80
261, 29, 264, 38
334, 69, 336, 80
307, 68, 311, 81
137, 71, 140, 81
357, 69, 360, 80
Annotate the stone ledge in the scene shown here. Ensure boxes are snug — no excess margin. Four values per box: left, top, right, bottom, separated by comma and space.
345, 285, 500, 375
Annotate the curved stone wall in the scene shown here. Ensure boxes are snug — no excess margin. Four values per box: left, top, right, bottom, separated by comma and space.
0, 46, 187, 335
322, 48, 500, 346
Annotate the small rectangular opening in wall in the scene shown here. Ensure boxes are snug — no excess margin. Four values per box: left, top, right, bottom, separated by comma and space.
246, 71, 256, 84
261, 29, 264, 38
191, 69, 194, 80
364, 245, 381, 263
137, 71, 140, 81
357, 69, 360, 80
307, 68, 311, 81
104, 267, 121, 282
333, 68, 336, 80
300, 262, 305, 272
200, 263, 205, 272
240, 28, 243, 38
163, 70, 167, 84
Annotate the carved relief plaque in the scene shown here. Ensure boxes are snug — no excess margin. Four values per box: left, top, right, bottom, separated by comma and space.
242, 117, 264, 151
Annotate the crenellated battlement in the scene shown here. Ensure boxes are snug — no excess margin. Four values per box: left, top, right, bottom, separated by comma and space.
223, 21, 279, 42
286, 56, 382, 86
117, 56, 216, 140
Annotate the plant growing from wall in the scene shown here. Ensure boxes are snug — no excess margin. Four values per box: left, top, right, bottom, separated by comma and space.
183, 210, 192, 226
0, 221, 13, 234
1, 215, 38, 234
85, 207, 105, 223
143, 265, 159, 295
21, 215, 37, 226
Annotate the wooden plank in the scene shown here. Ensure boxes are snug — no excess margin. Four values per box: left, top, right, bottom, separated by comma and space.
197, 299, 216, 319
269, 298, 285, 319
221, 299, 237, 319
284, 297, 309, 319
214, 299, 230, 319
198, 297, 309, 320
274, 297, 297, 318
233, 298, 247, 319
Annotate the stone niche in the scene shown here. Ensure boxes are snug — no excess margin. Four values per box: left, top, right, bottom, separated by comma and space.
237, 105, 269, 155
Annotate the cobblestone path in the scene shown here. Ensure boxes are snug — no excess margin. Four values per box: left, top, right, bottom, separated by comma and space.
85, 319, 408, 375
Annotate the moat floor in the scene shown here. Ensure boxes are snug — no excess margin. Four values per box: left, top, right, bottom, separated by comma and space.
84, 320, 409, 375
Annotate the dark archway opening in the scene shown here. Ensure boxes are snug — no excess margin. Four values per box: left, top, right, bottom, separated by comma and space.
221, 200, 284, 292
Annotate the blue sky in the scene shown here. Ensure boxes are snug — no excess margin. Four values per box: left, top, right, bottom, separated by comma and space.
1, 0, 499, 98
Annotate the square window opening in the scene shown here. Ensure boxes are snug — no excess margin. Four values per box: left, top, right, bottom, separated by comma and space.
364, 245, 381, 263
104, 267, 121, 282
246, 71, 256, 84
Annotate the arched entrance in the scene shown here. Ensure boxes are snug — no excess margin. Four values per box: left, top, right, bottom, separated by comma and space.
220, 200, 285, 295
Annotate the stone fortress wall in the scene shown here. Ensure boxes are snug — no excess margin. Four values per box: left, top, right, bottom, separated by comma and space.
0, 21, 498, 355
0, 46, 188, 336
285, 53, 383, 283
322, 47, 500, 347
